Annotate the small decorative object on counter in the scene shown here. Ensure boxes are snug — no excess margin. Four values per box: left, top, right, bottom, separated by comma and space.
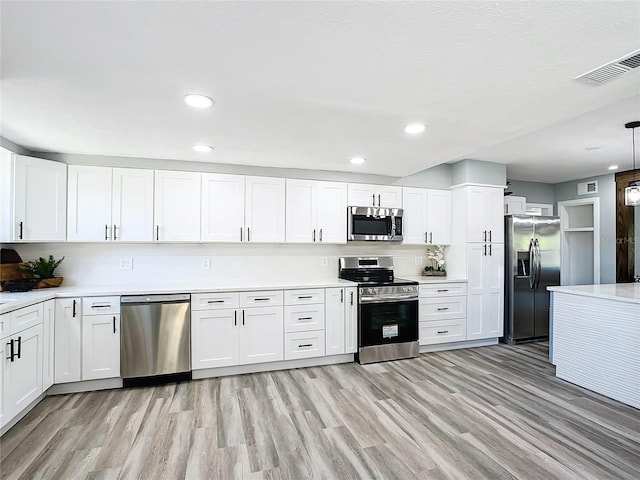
22, 255, 65, 289
424, 245, 446, 276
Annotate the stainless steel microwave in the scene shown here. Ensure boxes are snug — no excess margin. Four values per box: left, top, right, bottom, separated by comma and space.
347, 206, 403, 242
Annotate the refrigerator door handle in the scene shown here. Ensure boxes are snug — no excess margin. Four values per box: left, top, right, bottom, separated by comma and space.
528, 239, 535, 289
534, 239, 542, 289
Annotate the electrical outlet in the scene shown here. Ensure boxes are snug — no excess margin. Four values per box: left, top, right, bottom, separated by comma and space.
120, 258, 133, 270
321, 256, 328, 266
415, 256, 423, 266
202, 258, 211, 269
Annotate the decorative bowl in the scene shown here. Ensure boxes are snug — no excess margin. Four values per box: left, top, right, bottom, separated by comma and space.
0, 278, 40, 292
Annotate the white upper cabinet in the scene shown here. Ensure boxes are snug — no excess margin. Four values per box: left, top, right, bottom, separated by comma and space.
402, 187, 451, 245
201, 173, 245, 242
112, 168, 154, 241
68, 166, 154, 242
245, 176, 285, 243
286, 179, 347, 244
466, 186, 504, 243
0, 149, 67, 242
347, 183, 402, 208
154, 170, 201, 242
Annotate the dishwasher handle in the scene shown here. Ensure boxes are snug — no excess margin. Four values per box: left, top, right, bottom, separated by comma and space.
121, 293, 190, 304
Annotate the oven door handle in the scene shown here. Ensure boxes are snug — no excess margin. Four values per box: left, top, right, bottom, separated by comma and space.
359, 294, 418, 304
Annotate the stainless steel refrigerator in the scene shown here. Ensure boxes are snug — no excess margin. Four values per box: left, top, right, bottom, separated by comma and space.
504, 215, 560, 344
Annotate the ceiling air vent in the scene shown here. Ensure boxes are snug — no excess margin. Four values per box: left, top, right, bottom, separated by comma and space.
575, 49, 640, 85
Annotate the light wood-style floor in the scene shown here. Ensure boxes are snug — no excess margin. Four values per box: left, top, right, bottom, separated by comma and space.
1, 343, 639, 479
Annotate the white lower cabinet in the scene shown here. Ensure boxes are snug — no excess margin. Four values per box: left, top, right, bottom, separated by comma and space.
240, 306, 284, 365
82, 314, 120, 380
42, 299, 55, 391
419, 283, 468, 346
54, 298, 82, 384
467, 243, 504, 340
284, 331, 325, 360
325, 287, 358, 355
192, 308, 240, 369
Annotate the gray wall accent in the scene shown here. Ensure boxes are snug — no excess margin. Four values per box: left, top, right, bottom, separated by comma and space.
554, 173, 616, 284
31, 151, 399, 185
393, 164, 451, 189
1, 136, 34, 156
451, 159, 506, 186
507, 179, 555, 204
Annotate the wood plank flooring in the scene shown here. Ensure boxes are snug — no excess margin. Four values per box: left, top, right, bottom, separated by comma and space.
1, 343, 639, 479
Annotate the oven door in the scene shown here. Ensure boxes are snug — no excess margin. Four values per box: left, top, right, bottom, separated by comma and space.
359, 298, 418, 347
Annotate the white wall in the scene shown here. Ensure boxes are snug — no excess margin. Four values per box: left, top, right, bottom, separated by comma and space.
9, 242, 431, 288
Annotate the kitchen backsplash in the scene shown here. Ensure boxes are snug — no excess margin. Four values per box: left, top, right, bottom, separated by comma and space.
8, 243, 441, 287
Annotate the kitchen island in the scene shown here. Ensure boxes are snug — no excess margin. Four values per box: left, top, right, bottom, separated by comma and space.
548, 284, 640, 409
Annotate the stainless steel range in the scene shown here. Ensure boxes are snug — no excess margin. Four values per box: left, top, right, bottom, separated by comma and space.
339, 256, 419, 364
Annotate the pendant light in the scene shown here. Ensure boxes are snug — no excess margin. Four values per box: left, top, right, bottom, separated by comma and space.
624, 121, 640, 206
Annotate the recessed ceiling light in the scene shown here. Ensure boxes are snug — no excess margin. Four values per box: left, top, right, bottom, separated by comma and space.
350, 157, 366, 165
184, 94, 214, 109
192, 144, 213, 153
608, 165, 619, 170
404, 123, 426, 134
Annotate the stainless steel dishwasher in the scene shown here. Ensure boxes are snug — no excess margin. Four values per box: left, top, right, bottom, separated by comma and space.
120, 293, 191, 386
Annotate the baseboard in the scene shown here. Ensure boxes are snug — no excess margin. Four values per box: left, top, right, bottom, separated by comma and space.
419, 338, 498, 353
1, 393, 46, 437
47, 377, 123, 395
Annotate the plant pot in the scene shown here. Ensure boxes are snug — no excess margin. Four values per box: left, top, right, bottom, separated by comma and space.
35, 277, 64, 289
422, 271, 446, 277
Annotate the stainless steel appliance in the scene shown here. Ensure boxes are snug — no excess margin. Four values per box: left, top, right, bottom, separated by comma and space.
347, 207, 403, 242
121, 293, 191, 386
339, 256, 418, 363
504, 215, 560, 344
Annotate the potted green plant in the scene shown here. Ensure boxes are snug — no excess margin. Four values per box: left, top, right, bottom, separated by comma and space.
24, 255, 65, 288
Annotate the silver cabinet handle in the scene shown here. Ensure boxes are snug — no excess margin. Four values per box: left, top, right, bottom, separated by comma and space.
18, 221, 23, 240
113, 225, 118, 241
156, 225, 160, 241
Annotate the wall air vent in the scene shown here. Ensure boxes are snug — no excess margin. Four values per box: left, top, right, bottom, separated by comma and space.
575, 49, 640, 85
577, 181, 598, 195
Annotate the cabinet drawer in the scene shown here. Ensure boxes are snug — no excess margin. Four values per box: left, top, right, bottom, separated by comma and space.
419, 296, 466, 321
284, 304, 325, 333
11, 302, 44, 334
419, 320, 466, 345
1, 312, 10, 339
240, 290, 283, 308
192, 292, 240, 310
284, 289, 325, 305
419, 283, 467, 298
83, 296, 120, 316
284, 331, 325, 360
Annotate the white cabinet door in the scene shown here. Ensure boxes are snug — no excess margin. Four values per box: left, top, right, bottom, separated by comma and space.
3, 323, 43, 422
67, 165, 113, 241
0, 339, 5, 428
191, 309, 240, 369
201, 173, 245, 242
112, 168, 154, 242
377, 186, 403, 209
402, 187, 428, 245
345, 287, 358, 353
13, 156, 67, 241
82, 314, 120, 380
54, 298, 82, 383
316, 181, 347, 244
285, 179, 315, 243
239, 306, 283, 365
325, 288, 345, 356
347, 183, 377, 207
245, 176, 285, 243
466, 244, 504, 340
427, 189, 452, 245
154, 170, 201, 241
485, 188, 504, 243
42, 299, 55, 391
466, 186, 504, 243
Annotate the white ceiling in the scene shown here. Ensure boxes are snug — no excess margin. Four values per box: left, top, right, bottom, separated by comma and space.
1, 1, 639, 183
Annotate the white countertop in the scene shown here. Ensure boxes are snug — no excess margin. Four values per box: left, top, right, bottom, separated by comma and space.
547, 283, 640, 305
0, 278, 357, 314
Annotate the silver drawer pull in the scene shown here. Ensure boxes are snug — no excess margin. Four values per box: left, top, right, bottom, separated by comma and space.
298, 317, 313, 321
297, 296, 313, 299
207, 300, 225, 304
437, 289, 449, 292
437, 307, 449, 311
254, 298, 270, 301
437, 330, 449, 334
91, 304, 111, 308
298, 344, 313, 348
